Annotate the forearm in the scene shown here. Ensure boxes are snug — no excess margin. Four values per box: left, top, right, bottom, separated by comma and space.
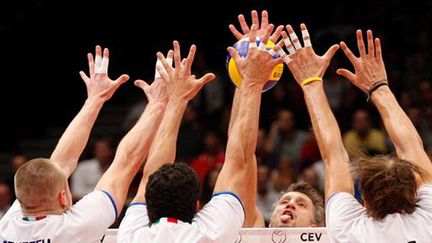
95, 101, 166, 209
50, 98, 104, 178
236, 84, 262, 159
228, 89, 241, 136
371, 86, 422, 155
303, 83, 347, 162
224, 83, 262, 227
371, 86, 431, 171
302, 82, 352, 198
116, 101, 166, 165
134, 100, 188, 202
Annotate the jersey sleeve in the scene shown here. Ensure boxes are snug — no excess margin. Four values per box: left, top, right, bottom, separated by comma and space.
64, 190, 117, 242
326, 192, 365, 234
418, 184, 432, 212
117, 202, 149, 243
0, 200, 20, 224
192, 192, 244, 243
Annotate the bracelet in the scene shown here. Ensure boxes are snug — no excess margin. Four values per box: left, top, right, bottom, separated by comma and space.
367, 80, 389, 102
301, 77, 322, 87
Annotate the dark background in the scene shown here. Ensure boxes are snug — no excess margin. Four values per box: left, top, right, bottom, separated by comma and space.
0, 0, 431, 152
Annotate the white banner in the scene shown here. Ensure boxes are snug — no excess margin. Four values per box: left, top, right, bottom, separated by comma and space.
102, 227, 328, 243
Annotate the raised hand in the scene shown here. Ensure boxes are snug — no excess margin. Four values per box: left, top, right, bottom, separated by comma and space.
134, 50, 174, 105
282, 23, 339, 86
227, 24, 284, 87
337, 30, 388, 93
79, 45, 129, 102
157, 41, 215, 102
229, 10, 283, 43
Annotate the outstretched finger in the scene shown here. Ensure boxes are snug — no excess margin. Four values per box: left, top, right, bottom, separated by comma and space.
238, 14, 250, 35
300, 23, 312, 49
197, 73, 216, 86
157, 51, 174, 76
367, 30, 374, 57
281, 31, 296, 55
134, 79, 150, 91
227, 46, 241, 64
260, 10, 269, 30
336, 68, 356, 82
184, 44, 197, 71
156, 64, 170, 82
79, 71, 90, 84
375, 38, 384, 64
323, 44, 340, 61
113, 74, 130, 87
100, 48, 109, 74
356, 29, 367, 58
270, 25, 284, 44
340, 41, 358, 64
87, 53, 95, 76
260, 24, 274, 50
95, 45, 103, 73
173, 40, 181, 68
251, 10, 259, 29
286, 25, 302, 50
229, 24, 244, 40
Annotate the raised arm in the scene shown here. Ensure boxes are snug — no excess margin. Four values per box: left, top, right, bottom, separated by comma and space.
227, 10, 283, 227
50, 46, 129, 178
94, 58, 170, 213
337, 30, 432, 183
214, 23, 284, 227
131, 41, 215, 203
283, 24, 352, 201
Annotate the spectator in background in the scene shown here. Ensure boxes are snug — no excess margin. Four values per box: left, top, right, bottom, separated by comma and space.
176, 106, 205, 163
343, 108, 387, 157
406, 106, 432, 150
9, 153, 28, 174
71, 137, 114, 200
190, 131, 225, 184
0, 178, 13, 219
256, 163, 279, 226
271, 156, 296, 193
265, 109, 309, 164
200, 165, 222, 206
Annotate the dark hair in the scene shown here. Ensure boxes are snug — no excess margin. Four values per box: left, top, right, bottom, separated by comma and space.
145, 163, 201, 224
353, 155, 426, 220
287, 181, 324, 226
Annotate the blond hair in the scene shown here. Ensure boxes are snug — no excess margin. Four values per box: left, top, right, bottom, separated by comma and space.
15, 158, 66, 210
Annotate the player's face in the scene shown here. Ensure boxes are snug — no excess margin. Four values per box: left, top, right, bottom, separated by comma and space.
269, 191, 316, 227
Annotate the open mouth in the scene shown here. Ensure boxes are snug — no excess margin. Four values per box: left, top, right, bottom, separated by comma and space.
280, 210, 294, 223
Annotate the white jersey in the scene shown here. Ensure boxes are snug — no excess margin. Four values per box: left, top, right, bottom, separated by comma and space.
0, 190, 117, 243
118, 192, 244, 243
326, 184, 432, 243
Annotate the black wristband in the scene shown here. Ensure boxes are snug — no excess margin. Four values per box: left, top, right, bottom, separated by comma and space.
367, 80, 389, 102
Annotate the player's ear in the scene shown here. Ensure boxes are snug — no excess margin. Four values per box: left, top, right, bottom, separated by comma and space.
58, 190, 67, 207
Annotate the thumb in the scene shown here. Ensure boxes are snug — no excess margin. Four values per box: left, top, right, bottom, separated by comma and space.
134, 79, 150, 92
79, 71, 90, 84
323, 44, 340, 60
336, 68, 356, 82
114, 74, 130, 87
197, 73, 216, 86
227, 46, 241, 65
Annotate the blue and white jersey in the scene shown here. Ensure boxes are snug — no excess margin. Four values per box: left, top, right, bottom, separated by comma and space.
0, 190, 117, 243
118, 192, 244, 243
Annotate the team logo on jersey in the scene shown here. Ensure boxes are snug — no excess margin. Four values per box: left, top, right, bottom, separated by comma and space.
271, 230, 286, 243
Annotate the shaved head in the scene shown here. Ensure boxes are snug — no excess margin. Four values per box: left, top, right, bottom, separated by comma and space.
15, 158, 67, 211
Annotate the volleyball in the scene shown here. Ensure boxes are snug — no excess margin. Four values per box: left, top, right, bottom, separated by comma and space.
226, 37, 284, 92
